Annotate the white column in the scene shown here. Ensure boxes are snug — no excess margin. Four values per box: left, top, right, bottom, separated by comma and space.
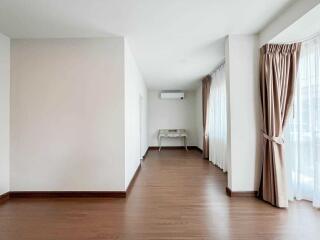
225, 35, 261, 192
0, 33, 10, 195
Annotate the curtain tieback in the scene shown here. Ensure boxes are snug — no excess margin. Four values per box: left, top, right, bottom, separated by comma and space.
262, 131, 284, 145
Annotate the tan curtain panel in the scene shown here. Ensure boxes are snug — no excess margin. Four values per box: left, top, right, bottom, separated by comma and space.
259, 43, 301, 208
202, 75, 212, 159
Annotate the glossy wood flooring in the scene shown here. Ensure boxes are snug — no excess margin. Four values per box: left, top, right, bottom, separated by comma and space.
1, 149, 320, 240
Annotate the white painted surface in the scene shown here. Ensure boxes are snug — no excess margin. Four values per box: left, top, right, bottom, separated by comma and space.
225, 35, 261, 191
0, 0, 294, 90
10, 38, 126, 191
0, 33, 10, 195
148, 90, 197, 147
271, 3, 320, 43
124, 40, 148, 189
225, 38, 232, 187
195, 85, 203, 150
259, 0, 320, 45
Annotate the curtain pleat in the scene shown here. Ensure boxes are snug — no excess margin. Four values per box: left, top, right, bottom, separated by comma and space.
202, 75, 212, 159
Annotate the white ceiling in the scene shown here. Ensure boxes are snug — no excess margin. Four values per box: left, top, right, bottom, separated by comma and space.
0, 0, 295, 90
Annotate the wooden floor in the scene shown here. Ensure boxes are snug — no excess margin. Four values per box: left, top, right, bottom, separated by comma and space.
1, 149, 320, 240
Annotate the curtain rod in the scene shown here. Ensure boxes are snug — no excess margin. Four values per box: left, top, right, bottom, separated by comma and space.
297, 31, 320, 43
271, 31, 320, 45
209, 59, 225, 76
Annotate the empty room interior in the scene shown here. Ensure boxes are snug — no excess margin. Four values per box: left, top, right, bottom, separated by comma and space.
1, 0, 320, 239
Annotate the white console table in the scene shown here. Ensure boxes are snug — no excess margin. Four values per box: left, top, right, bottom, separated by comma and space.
158, 129, 188, 151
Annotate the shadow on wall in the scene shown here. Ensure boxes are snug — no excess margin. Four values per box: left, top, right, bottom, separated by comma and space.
253, 50, 262, 191
188, 36, 225, 68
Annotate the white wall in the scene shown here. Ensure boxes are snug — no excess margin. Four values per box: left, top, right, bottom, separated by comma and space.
10, 38, 126, 191
0, 33, 10, 195
195, 85, 203, 150
148, 90, 197, 147
225, 35, 261, 192
124, 40, 148, 189
225, 39, 232, 188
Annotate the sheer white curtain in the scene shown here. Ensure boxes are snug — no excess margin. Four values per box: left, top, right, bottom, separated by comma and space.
285, 35, 320, 208
208, 64, 227, 172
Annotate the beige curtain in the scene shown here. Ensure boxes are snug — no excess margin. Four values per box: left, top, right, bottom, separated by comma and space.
202, 75, 212, 159
259, 43, 301, 208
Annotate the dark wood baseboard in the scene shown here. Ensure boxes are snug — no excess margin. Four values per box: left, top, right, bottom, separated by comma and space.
190, 146, 203, 153
226, 187, 258, 197
126, 163, 141, 194
1, 191, 129, 203
226, 187, 232, 196
2, 165, 143, 201
9, 191, 126, 198
0, 192, 10, 204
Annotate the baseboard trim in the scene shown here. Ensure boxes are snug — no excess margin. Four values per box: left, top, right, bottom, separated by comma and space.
126, 163, 141, 194
0, 192, 10, 204
9, 191, 126, 198
3, 165, 143, 201
226, 187, 258, 197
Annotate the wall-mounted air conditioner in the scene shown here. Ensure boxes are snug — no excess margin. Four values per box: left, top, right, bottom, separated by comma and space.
160, 91, 184, 100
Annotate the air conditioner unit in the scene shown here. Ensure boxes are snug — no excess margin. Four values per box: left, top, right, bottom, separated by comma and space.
160, 91, 184, 100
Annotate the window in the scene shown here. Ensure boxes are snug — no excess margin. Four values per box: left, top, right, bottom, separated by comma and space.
285, 35, 320, 208
208, 64, 228, 172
